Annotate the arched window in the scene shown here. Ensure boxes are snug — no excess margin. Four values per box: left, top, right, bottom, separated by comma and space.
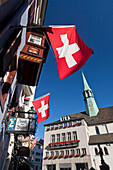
95, 148, 98, 155
104, 147, 109, 155
95, 126, 100, 134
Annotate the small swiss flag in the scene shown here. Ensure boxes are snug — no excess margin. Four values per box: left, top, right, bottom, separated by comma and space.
46, 25, 94, 80
32, 93, 50, 124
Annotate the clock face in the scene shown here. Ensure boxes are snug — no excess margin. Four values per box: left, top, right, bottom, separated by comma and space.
88, 101, 93, 107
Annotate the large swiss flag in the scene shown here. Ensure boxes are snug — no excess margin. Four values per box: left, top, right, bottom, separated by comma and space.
32, 93, 50, 124
47, 25, 94, 80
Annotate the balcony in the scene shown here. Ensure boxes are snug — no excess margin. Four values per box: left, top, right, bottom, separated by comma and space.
48, 139, 80, 149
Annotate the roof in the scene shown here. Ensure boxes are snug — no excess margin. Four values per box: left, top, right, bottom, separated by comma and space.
89, 133, 113, 145
44, 106, 113, 126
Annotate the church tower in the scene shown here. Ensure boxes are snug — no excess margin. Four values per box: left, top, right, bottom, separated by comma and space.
82, 72, 99, 117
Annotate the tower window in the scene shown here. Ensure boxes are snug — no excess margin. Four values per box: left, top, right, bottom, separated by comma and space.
104, 147, 109, 155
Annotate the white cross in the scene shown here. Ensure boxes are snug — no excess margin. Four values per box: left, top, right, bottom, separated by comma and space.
38, 100, 48, 118
56, 34, 80, 68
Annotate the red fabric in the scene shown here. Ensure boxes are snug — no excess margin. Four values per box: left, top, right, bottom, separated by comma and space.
47, 26, 94, 80
31, 137, 38, 150
32, 94, 50, 124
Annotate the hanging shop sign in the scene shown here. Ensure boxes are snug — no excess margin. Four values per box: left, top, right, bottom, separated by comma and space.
17, 29, 49, 86
6, 117, 36, 134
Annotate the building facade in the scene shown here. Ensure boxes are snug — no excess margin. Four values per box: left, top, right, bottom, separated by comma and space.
0, 0, 49, 169
42, 74, 113, 170
31, 141, 43, 170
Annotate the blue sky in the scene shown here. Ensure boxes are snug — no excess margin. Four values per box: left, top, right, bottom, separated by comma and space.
35, 0, 113, 139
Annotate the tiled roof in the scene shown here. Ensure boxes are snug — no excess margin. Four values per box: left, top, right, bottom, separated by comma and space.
89, 133, 113, 145
44, 106, 113, 126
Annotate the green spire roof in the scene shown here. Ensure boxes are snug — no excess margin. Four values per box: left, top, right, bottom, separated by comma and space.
82, 71, 91, 91
82, 71, 99, 117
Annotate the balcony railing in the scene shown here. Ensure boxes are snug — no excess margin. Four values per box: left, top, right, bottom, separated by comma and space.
44, 152, 87, 160
48, 139, 80, 149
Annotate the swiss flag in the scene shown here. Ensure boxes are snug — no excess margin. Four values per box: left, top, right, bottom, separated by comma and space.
47, 25, 94, 80
32, 93, 50, 124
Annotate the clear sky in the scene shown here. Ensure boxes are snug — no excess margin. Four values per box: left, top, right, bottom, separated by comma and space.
35, 0, 113, 139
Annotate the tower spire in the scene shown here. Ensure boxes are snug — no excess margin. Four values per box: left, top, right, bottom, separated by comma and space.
82, 72, 99, 117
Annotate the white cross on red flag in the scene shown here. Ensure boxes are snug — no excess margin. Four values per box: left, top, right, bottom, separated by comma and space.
47, 25, 94, 80
32, 93, 50, 124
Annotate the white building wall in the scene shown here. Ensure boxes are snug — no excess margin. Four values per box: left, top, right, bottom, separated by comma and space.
88, 122, 113, 169
89, 144, 113, 169
107, 123, 113, 133
43, 120, 92, 170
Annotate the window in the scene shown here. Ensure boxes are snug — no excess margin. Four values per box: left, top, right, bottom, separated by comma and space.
60, 151, 64, 156
76, 149, 80, 155
69, 122, 72, 126
104, 147, 109, 155
55, 151, 59, 156
59, 124, 63, 128
57, 134, 60, 142
73, 121, 76, 125
95, 148, 98, 155
47, 126, 50, 130
64, 123, 67, 127
67, 132, 71, 141
35, 158, 40, 162
51, 135, 55, 143
51, 125, 54, 130
36, 152, 40, 156
66, 150, 69, 155
37, 145, 40, 149
95, 126, 100, 134
51, 151, 54, 156
36, 166, 38, 170
82, 148, 86, 154
71, 149, 75, 155
46, 152, 49, 157
73, 131, 77, 140
55, 124, 58, 129
62, 133, 66, 141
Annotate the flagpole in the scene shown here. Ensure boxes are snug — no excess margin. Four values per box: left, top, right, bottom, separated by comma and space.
10, 25, 51, 29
